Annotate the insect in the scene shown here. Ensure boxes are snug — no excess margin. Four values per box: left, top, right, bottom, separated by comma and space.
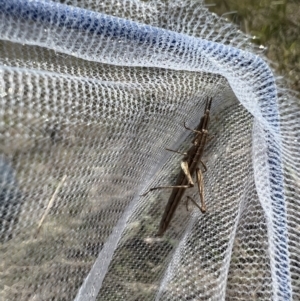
142, 97, 212, 236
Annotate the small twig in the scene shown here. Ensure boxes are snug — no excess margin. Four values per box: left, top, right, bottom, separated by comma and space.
35, 175, 67, 238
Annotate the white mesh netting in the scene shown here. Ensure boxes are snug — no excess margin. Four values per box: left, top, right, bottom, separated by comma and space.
0, 0, 299, 300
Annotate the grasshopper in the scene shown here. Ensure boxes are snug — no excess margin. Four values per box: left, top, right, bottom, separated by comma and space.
142, 97, 212, 236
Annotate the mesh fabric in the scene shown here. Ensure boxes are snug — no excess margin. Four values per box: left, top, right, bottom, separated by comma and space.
0, 1, 299, 300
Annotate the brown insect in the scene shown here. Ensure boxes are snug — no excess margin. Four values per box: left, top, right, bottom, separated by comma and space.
142, 97, 212, 236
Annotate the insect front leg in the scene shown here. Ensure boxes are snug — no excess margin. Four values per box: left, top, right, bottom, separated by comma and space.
183, 122, 202, 134
198, 160, 207, 172
185, 167, 206, 213
141, 160, 194, 196
165, 148, 187, 156
196, 167, 206, 213
185, 195, 203, 212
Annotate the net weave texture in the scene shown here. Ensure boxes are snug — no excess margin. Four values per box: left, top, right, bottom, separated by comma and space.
0, 1, 299, 300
